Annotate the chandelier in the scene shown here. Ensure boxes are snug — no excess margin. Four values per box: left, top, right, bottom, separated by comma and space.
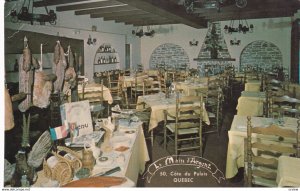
224, 19, 253, 34
132, 26, 155, 38
10, 0, 57, 25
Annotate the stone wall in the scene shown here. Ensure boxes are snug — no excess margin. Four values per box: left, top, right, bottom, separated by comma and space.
197, 22, 231, 59
240, 40, 282, 71
197, 22, 233, 76
149, 43, 190, 70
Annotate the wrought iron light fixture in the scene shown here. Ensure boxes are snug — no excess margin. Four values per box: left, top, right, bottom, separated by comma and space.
10, 0, 57, 25
189, 39, 199, 46
224, 19, 253, 34
182, 0, 247, 14
132, 26, 155, 38
87, 35, 96, 45
230, 38, 241, 46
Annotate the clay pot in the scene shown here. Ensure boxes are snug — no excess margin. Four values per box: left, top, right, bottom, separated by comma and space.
81, 148, 95, 171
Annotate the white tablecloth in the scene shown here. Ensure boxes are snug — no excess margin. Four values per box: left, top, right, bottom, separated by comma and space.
174, 81, 208, 96
226, 115, 298, 179
236, 91, 266, 116
137, 92, 210, 132
69, 83, 113, 104
277, 156, 300, 187
244, 80, 261, 92
33, 122, 149, 187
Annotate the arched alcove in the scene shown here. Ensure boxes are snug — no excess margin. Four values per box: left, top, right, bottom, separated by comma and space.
240, 40, 282, 71
149, 43, 190, 70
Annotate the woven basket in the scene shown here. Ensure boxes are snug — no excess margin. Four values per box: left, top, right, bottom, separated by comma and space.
52, 161, 73, 186
56, 146, 82, 171
43, 158, 53, 179
43, 151, 73, 185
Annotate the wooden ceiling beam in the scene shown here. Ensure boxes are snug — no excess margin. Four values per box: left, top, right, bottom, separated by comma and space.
33, 0, 89, 7
131, 20, 180, 26
56, 0, 124, 12
75, 5, 138, 15
115, 15, 164, 23
203, 8, 298, 18
195, 1, 300, 15
207, 9, 297, 22
117, 0, 207, 29
103, 13, 157, 21
90, 10, 148, 18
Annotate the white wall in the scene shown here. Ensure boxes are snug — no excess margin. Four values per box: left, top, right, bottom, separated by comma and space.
141, 17, 293, 73
141, 24, 207, 69
4, 1, 141, 81
4, 1, 296, 78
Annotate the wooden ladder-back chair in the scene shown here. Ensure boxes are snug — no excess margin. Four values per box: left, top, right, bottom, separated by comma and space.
269, 95, 300, 118
108, 70, 125, 107
197, 87, 223, 136
159, 71, 167, 93
244, 116, 298, 187
130, 75, 145, 102
163, 91, 204, 156
145, 79, 161, 95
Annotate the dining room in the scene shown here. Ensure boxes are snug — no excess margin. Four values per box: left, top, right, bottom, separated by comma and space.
2, 0, 300, 189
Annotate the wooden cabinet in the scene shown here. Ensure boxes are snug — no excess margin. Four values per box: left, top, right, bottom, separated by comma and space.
291, 19, 300, 83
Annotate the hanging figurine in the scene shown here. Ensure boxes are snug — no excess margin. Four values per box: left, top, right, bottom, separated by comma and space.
52, 41, 67, 93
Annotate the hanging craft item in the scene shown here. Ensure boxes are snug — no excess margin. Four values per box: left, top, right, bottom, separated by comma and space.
33, 71, 54, 108
18, 36, 34, 112
64, 45, 77, 90
53, 41, 67, 93
33, 44, 55, 108
5, 87, 15, 131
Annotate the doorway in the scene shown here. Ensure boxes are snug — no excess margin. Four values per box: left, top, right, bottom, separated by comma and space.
125, 44, 131, 69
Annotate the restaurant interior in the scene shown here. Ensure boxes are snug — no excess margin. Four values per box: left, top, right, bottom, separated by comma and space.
3, 0, 300, 188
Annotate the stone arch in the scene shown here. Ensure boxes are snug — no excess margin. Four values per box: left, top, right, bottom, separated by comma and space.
149, 43, 190, 70
240, 40, 282, 71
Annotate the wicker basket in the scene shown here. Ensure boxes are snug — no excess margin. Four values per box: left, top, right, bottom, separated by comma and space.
56, 146, 82, 171
52, 161, 73, 186
43, 151, 73, 185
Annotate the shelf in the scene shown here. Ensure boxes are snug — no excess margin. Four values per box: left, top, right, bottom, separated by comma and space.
193, 58, 236, 61
97, 51, 117, 53
94, 62, 119, 65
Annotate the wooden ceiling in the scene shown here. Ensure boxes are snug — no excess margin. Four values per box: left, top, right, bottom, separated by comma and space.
32, 0, 300, 29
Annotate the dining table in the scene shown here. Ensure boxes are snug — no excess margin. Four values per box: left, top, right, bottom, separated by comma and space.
236, 91, 266, 116
120, 74, 150, 88
226, 115, 298, 179
33, 120, 149, 187
136, 92, 210, 132
244, 79, 261, 92
68, 83, 113, 104
276, 155, 300, 187
174, 81, 208, 96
